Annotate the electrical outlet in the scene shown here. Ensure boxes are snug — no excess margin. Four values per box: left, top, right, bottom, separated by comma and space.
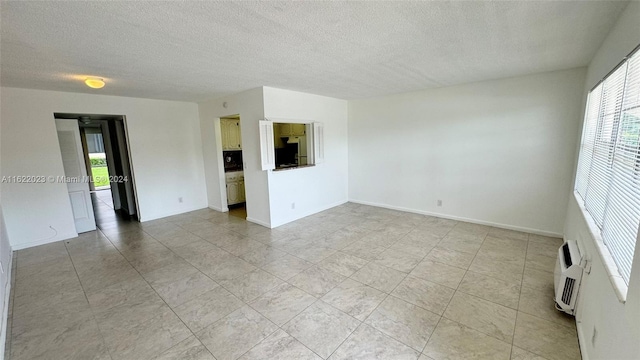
178, 197, 183, 203
591, 327, 597, 346
291, 202, 295, 209
437, 200, 442, 207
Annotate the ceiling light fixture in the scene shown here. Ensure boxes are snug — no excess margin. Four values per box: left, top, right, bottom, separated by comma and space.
84, 77, 105, 89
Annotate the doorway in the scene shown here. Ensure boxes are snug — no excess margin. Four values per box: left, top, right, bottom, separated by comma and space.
55, 113, 139, 233
220, 115, 246, 219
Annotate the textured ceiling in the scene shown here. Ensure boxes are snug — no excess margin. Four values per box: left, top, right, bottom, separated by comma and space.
0, 1, 628, 102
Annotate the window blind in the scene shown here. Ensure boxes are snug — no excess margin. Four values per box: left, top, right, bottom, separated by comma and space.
575, 84, 602, 199
576, 48, 640, 285
584, 63, 627, 226
601, 53, 640, 284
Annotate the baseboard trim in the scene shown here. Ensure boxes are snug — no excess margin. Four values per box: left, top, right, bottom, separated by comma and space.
270, 199, 349, 229
10, 231, 78, 251
0, 254, 13, 360
246, 217, 271, 228
139, 204, 210, 222
208, 205, 229, 213
348, 199, 563, 238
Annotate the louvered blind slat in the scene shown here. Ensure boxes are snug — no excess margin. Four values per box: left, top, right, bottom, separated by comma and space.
584, 65, 627, 227
576, 86, 602, 198
575, 49, 640, 285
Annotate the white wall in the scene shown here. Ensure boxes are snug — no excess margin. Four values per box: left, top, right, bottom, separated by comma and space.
1, 87, 208, 249
198, 88, 272, 226
263, 87, 349, 227
349, 68, 586, 236
0, 209, 12, 359
0, 85, 12, 358
564, 3, 640, 359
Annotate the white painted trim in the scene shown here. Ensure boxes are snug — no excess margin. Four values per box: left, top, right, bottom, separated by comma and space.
208, 205, 229, 213
270, 199, 349, 229
572, 191, 628, 303
214, 118, 229, 213
0, 254, 12, 360
139, 206, 211, 223
246, 217, 272, 228
348, 199, 564, 238
121, 115, 143, 222
576, 320, 590, 360
10, 231, 77, 251
264, 116, 313, 124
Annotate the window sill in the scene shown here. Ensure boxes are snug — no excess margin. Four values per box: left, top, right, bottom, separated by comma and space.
573, 191, 628, 303
272, 164, 315, 172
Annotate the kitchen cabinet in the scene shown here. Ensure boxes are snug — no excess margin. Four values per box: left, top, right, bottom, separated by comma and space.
221, 119, 242, 150
225, 171, 245, 205
273, 123, 285, 148
292, 123, 306, 136
238, 178, 246, 202
277, 123, 291, 137
277, 123, 306, 137
227, 181, 239, 204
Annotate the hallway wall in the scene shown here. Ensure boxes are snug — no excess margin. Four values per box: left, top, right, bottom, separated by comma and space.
0, 87, 208, 249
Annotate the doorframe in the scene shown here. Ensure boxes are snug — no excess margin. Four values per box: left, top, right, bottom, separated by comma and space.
98, 121, 122, 210
78, 127, 96, 192
120, 116, 142, 220
216, 114, 247, 216
54, 112, 142, 227
215, 117, 230, 212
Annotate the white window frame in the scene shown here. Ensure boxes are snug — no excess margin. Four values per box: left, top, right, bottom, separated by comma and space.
574, 45, 640, 298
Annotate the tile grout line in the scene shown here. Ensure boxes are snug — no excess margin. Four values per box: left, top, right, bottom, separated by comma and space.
509, 233, 533, 359
272, 215, 385, 353
416, 222, 465, 356
337, 220, 497, 357
511, 235, 573, 360
274, 225, 376, 359
135, 218, 275, 358
62, 234, 115, 360
238, 217, 459, 358
517, 237, 577, 328
327, 242, 410, 358
226, 218, 373, 360
424, 228, 532, 353
322, 218, 456, 358
438, 229, 504, 336
12, 206, 570, 360
100, 224, 218, 359
244, 296, 324, 359
164, 215, 335, 359
263, 220, 389, 358
234, 216, 415, 359
144, 215, 272, 358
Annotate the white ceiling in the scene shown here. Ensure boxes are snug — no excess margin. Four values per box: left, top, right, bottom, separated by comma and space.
0, 1, 628, 102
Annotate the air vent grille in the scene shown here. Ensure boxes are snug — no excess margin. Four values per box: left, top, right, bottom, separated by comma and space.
562, 277, 576, 305
562, 243, 573, 267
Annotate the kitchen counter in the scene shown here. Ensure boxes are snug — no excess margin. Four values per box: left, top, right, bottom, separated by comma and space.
273, 164, 315, 172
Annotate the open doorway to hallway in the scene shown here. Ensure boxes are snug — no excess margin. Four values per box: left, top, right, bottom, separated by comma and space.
55, 113, 139, 233
220, 115, 247, 219
83, 127, 111, 192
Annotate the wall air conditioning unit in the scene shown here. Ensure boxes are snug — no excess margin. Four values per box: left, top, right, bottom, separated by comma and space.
554, 240, 583, 315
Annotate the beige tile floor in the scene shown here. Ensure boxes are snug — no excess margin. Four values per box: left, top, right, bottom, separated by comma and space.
4, 203, 582, 360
